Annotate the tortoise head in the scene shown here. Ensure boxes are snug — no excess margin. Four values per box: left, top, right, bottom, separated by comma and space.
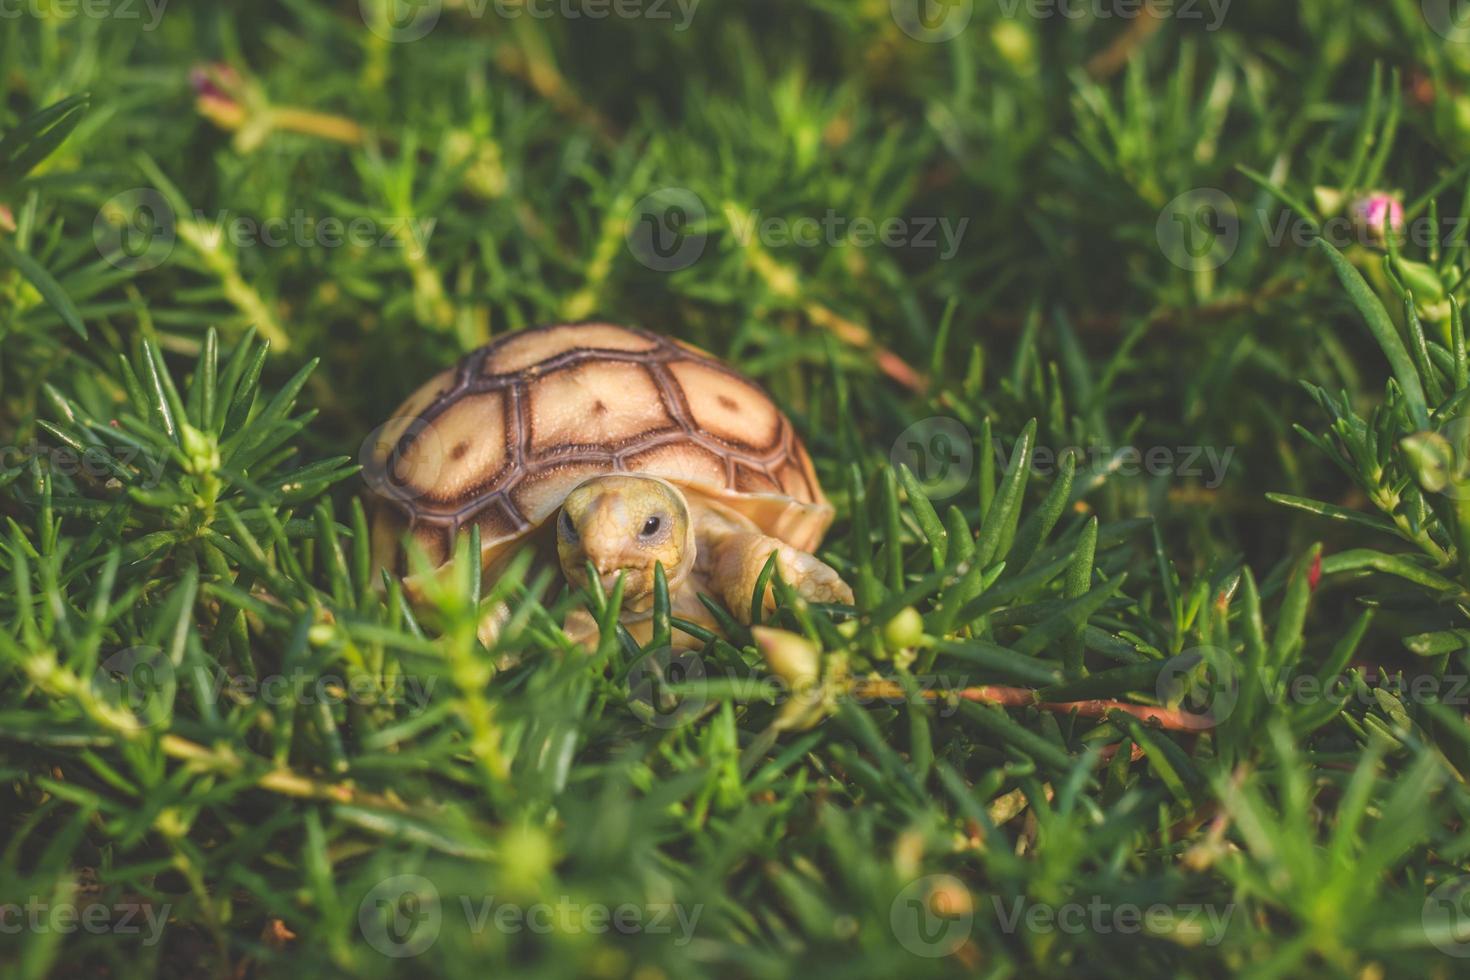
556, 475, 695, 610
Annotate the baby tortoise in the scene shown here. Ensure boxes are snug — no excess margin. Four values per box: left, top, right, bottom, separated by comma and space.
367, 322, 852, 646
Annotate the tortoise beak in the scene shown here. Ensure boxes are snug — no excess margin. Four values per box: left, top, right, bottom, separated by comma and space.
596, 565, 645, 593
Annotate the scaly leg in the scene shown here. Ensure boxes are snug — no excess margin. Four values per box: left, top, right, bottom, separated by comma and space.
702, 522, 852, 623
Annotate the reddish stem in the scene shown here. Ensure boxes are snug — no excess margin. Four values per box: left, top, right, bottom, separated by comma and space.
854, 680, 1212, 732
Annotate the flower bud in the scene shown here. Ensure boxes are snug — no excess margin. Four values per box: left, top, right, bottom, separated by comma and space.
882, 606, 925, 650
991, 21, 1034, 72
1349, 192, 1404, 246
1312, 186, 1343, 217
180, 423, 221, 477
1402, 431, 1460, 492
190, 63, 247, 131
753, 626, 820, 689
926, 878, 974, 919
444, 130, 506, 200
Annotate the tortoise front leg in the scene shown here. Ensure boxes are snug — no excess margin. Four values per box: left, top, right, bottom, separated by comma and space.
705, 530, 852, 623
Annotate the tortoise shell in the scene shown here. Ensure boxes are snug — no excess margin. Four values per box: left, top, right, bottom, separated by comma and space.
366, 322, 834, 576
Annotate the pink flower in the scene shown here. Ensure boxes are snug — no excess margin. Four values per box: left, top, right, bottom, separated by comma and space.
1351, 192, 1404, 245
189, 63, 246, 130
189, 63, 241, 102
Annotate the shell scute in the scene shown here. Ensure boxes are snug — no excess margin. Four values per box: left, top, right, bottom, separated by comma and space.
482, 322, 659, 376
733, 462, 782, 495
398, 389, 512, 508
666, 359, 782, 454
527, 361, 676, 457
621, 440, 728, 487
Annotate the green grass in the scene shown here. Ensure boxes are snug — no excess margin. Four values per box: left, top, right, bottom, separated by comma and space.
7, 2, 1470, 977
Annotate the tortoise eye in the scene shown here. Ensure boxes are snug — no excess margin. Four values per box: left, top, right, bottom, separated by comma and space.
559, 509, 579, 542
640, 515, 663, 538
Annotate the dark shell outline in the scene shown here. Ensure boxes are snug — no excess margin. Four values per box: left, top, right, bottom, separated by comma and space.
372, 323, 821, 547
